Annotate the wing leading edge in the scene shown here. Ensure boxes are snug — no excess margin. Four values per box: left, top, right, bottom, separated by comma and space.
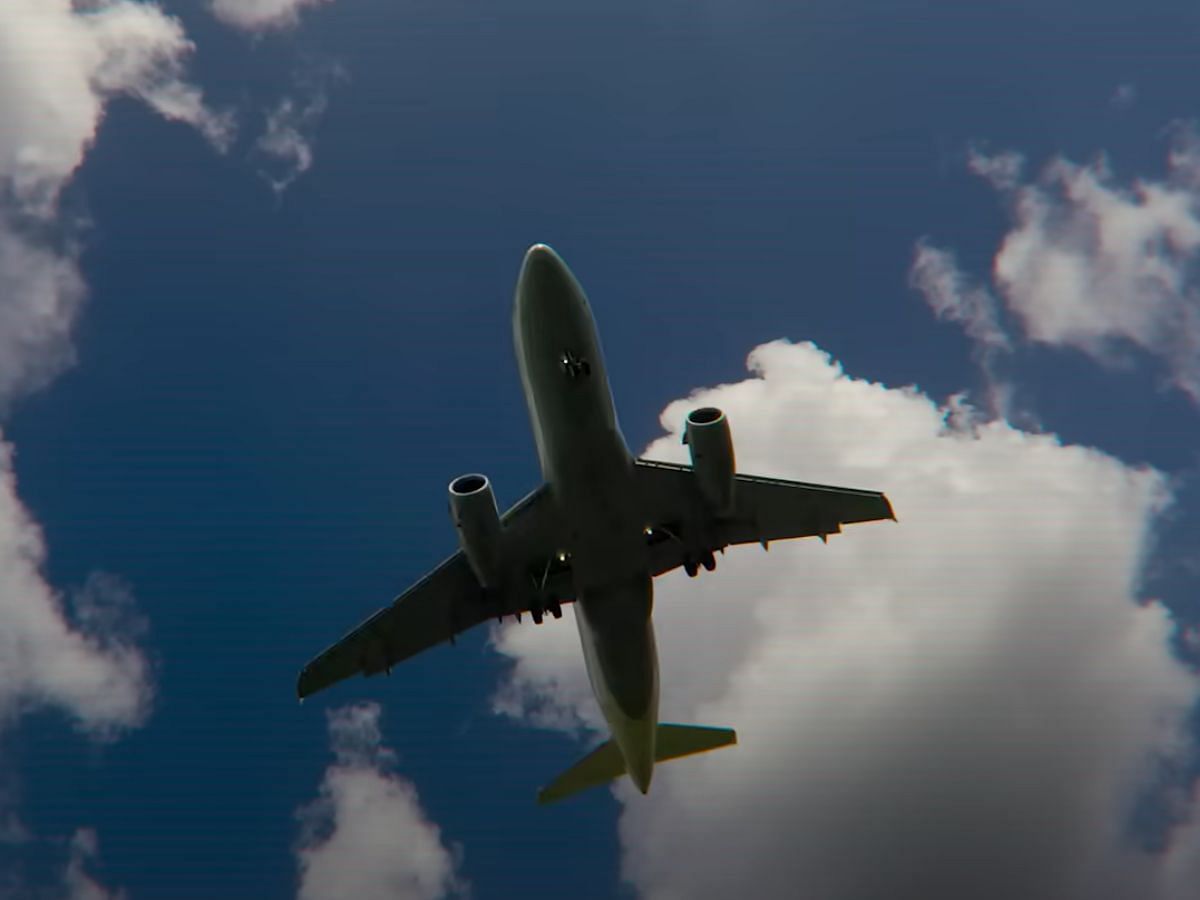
297, 484, 571, 699
632, 458, 894, 576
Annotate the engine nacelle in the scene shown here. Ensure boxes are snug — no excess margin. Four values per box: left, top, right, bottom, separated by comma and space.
448, 473, 503, 588
683, 407, 736, 515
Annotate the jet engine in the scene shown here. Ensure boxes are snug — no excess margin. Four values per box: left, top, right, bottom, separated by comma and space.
448, 473, 503, 588
683, 407, 736, 515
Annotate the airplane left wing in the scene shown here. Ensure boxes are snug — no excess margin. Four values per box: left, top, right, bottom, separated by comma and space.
632, 458, 895, 576
297, 484, 571, 699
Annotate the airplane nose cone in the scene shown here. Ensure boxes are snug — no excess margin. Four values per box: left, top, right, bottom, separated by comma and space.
515, 242, 585, 327
517, 243, 570, 295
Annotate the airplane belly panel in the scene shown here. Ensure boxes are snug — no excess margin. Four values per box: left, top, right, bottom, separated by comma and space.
576, 574, 659, 722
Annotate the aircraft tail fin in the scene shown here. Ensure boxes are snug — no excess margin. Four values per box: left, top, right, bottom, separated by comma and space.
537, 723, 737, 805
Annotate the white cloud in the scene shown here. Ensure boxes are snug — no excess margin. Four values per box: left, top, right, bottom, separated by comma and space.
995, 154, 1200, 373
0, 219, 85, 413
255, 65, 341, 194
62, 828, 126, 900
967, 144, 1025, 192
295, 703, 465, 900
0, 0, 229, 733
257, 98, 318, 192
210, 0, 333, 32
493, 340, 1200, 900
0, 0, 219, 890
909, 240, 1014, 417
945, 137, 1200, 405
910, 240, 1010, 351
0, 0, 231, 216
0, 0, 230, 409
0, 452, 152, 736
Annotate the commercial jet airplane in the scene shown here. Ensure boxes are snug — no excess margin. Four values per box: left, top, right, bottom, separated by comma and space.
297, 244, 895, 803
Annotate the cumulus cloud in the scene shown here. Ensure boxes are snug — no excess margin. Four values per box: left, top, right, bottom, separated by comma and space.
994, 151, 1200, 393
295, 703, 465, 900
924, 135, 1200, 405
210, 0, 333, 32
0, 457, 152, 736
0, 0, 231, 216
0, 3, 204, 875
0, 219, 85, 412
493, 340, 1200, 900
0, 0, 231, 410
0, 0, 225, 731
0, 12, 236, 889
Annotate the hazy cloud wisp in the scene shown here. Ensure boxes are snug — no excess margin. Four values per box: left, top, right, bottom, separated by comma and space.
255, 64, 342, 194
62, 828, 126, 900
909, 240, 1010, 352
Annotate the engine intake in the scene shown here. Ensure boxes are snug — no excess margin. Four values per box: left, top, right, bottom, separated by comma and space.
449, 473, 503, 588
684, 407, 736, 515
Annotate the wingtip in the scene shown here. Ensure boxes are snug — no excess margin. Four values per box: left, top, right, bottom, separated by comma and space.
296, 669, 313, 701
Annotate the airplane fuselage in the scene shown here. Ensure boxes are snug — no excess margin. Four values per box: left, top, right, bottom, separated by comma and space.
513, 245, 659, 792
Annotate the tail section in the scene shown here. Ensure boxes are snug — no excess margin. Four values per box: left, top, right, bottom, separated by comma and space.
537, 724, 737, 805
537, 738, 626, 805
654, 723, 738, 760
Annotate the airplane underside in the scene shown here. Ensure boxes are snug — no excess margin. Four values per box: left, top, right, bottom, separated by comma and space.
296, 244, 895, 803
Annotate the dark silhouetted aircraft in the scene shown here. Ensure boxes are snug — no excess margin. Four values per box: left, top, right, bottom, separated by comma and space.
298, 245, 895, 802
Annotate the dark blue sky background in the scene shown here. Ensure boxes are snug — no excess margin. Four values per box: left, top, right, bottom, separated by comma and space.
6, 0, 1200, 896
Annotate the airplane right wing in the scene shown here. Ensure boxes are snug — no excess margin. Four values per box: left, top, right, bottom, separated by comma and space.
632, 458, 895, 576
297, 484, 573, 700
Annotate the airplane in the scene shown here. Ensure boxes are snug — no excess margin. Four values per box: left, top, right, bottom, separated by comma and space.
297, 244, 895, 804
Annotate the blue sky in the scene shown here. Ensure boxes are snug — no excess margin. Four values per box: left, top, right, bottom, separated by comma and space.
2, 1, 1199, 898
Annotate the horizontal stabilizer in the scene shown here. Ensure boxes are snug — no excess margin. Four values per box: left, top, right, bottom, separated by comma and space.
654, 723, 738, 760
537, 738, 626, 805
537, 723, 737, 805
